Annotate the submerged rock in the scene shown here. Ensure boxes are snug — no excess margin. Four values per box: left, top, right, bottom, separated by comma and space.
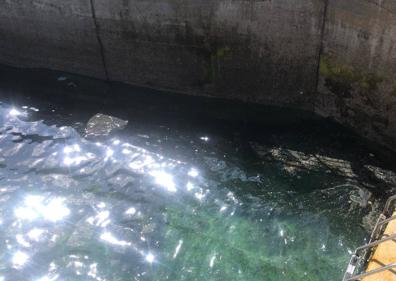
350, 186, 372, 208
362, 200, 382, 231
364, 165, 396, 185
250, 142, 357, 178
85, 113, 128, 137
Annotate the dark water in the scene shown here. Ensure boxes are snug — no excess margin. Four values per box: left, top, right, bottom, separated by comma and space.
0, 66, 395, 281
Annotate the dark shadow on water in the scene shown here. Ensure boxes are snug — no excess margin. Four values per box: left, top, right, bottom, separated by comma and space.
0, 64, 395, 192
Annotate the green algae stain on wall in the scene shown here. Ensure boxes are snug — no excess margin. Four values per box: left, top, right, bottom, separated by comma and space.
215, 46, 232, 59
320, 56, 384, 98
204, 46, 233, 84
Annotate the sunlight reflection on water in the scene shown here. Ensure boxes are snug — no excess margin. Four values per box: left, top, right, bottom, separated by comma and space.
0, 102, 394, 281
15, 196, 70, 222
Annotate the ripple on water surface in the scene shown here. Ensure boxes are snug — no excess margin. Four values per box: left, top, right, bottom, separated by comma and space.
0, 102, 395, 281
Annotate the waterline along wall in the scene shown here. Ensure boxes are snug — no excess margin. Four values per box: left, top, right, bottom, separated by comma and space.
0, 0, 395, 150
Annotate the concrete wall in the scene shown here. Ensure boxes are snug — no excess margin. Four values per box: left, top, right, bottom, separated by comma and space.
316, 0, 396, 150
0, 0, 395, 151
0, 0, 325, 109
0, 0, 106, 79
93, 0, 324, 108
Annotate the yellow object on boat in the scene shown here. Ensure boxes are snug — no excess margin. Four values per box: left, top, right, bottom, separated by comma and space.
363, 211, 396, 281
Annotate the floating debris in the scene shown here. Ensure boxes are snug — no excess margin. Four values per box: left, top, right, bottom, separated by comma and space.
85, 113, 128, 137
57, 76, 67, 81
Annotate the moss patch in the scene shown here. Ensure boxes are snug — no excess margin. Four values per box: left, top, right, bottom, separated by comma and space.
320, 55, 384, 97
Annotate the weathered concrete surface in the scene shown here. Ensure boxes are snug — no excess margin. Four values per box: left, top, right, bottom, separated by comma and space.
93, 0, 324, 109
0, 0, 106, 79
1, 0, 396, 151
0, 0, 326, 109
317, 0, 396, 151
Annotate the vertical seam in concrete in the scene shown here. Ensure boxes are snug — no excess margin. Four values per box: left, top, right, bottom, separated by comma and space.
315, 0, 329, 95
89, 0, 109, 81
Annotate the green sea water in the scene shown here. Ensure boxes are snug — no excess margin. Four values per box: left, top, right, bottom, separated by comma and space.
0, 67, 395, 281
